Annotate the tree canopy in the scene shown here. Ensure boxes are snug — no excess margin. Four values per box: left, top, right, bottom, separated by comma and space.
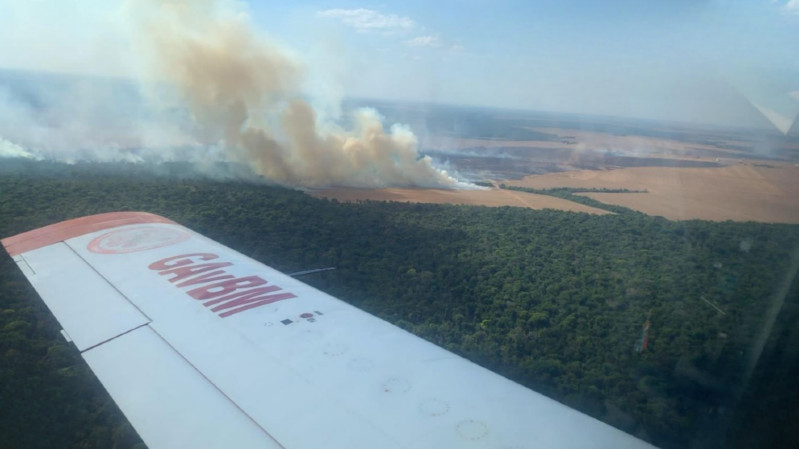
1, 161, 797, 448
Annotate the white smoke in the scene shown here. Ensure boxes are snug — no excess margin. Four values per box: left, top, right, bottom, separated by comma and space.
0, 137, 39, 160
0, 73, 200, 163
0, 0, 468, 189
125, 0, 464, 188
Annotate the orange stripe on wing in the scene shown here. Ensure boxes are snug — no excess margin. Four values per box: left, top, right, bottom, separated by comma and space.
1, 212, 177, 257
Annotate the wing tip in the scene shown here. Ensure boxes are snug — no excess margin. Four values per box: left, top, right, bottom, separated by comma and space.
2, 211, 177, 257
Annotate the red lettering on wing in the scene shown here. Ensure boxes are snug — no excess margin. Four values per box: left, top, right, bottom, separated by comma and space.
149, 252, 297, 318
213, 292, 298, 318
149, 253, 219, 270
160, 262, 234, 284
188, 276, 267, 300
174, 270, 234, 288
203, 285, 282, 307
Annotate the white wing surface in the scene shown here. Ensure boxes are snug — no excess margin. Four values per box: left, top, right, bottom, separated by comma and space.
2, 212, 656, 449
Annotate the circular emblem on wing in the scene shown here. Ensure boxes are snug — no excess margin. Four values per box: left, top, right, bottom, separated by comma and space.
455, 420, 489, 441
87, 226, 190, 254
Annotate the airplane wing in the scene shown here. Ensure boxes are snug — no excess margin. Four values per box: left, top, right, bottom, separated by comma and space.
2, 212, 656, 449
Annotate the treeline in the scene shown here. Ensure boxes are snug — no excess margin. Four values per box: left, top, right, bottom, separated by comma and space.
1, 162, 798, 449
500, 184, 645, 214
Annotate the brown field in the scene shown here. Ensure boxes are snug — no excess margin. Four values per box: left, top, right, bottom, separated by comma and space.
507, 163, 799, 223
309, 187, 610, 215
428, 126, 798, 161
523, 127, 762, 157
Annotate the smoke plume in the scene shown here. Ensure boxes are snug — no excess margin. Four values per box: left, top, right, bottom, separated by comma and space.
127, 0, 463, 188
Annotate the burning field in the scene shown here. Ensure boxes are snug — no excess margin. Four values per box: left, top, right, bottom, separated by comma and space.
316, 111, 799, 223
312, 161, 799, 223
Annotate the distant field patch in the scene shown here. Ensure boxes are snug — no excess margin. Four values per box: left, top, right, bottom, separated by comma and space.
507, 163, 799, 223
308, 187, 611, 215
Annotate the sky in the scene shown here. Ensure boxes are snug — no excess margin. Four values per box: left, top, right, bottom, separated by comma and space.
0, 0, 798, 129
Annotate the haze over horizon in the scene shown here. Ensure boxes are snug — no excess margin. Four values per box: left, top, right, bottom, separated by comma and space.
1, 0, 798, 130
0, 0, 798, 187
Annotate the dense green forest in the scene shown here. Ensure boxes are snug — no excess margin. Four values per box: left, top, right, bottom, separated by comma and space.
1, 161, 798, 449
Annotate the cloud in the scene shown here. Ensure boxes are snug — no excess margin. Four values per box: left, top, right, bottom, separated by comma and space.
784, 0, 799, 13
317, 8, 415, 33
404, 35, 465, 54
405, 35, 441, 48
317, 8, 463, 53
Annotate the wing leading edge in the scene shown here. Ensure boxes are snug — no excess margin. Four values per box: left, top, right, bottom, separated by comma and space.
2, 212, 657, 449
